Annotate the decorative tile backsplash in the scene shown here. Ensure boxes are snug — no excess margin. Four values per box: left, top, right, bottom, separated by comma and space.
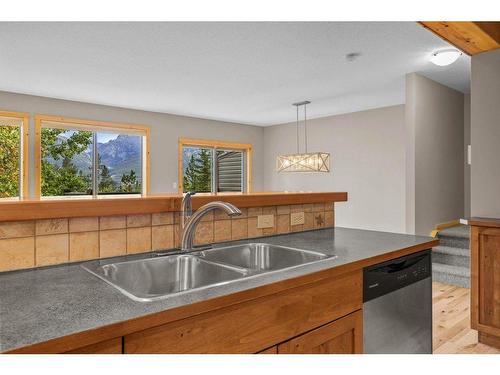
0, 203, 335, 272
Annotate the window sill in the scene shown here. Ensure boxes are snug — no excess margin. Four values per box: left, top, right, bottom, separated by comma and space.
0, 192, 348, 222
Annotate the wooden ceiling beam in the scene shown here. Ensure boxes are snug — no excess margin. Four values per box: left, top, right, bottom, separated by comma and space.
419, 22, 500, 56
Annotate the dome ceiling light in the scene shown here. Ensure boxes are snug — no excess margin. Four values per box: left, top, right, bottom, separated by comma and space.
430, 49, 462, 66
276, 101, 330, 173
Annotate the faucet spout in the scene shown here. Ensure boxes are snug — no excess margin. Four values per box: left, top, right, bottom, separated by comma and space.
180, 201, 241, 251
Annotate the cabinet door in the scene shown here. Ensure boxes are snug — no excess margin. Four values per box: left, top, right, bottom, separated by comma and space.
471, 226, 500, 336
278, 310, 362, 354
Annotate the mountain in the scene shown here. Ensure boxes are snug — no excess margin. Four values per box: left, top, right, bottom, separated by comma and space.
98, 134, 142, 182
47, 133, 142, 183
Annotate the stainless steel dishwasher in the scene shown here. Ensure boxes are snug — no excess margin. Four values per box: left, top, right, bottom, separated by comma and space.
363, 250, 432, 354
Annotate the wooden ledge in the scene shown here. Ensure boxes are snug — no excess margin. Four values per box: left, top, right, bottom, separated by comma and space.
465, 216, 500, 228
0, 192, 347, 222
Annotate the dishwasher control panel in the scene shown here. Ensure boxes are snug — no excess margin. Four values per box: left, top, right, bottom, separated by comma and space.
363, 250, 431, 302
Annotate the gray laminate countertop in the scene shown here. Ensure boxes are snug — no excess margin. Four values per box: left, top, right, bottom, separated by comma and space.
0, 227, 436, 352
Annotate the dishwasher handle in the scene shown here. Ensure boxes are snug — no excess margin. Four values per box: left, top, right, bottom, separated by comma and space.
363, 250, 431, 302
370, 253, 428, 274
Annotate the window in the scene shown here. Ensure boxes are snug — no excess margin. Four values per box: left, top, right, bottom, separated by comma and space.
179, 138, 252, 193
0, 111, 29, 200
35, 115, 150, 198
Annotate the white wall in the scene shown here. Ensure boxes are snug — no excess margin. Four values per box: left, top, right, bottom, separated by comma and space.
470, 49, 500, 218
405, 73, 465, 235
0, 91, 265, 197
263, 105, 407, 233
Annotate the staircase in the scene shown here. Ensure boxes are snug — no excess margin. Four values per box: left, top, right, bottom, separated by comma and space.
432, 225, 470, 288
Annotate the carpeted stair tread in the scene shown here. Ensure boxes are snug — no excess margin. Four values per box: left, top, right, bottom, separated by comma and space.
432, 245, 469, 258
437, 225, 470, 239
433, 262, 469, 277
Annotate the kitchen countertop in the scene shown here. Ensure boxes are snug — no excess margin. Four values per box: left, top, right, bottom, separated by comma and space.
0, 227, 437, 353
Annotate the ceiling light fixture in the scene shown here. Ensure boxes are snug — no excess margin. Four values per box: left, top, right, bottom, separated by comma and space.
430, 49, 462, 66
276, 101, 330, 173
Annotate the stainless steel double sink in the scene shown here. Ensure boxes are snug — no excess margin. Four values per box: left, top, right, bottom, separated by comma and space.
83, 243, 331, 302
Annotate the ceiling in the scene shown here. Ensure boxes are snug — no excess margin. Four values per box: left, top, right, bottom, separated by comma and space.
0, 22, 470, 126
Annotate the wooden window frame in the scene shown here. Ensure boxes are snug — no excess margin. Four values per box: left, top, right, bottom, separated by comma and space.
178, 137, 253, 194
34, 114, 151, 198
0, 110, 29, 199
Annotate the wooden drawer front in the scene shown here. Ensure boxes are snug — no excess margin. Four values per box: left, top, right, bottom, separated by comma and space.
65, 338, 122, 354
124, 270, 362, 353
277, 310, 363, 354
473, 227, 500, 332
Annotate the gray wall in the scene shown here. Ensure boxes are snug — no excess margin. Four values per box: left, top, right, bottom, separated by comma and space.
405, 73, 465, 235
470, 49, 500, 217
263, 105, 407, 233
0, 91, 265, 197
464, 94, 471, 217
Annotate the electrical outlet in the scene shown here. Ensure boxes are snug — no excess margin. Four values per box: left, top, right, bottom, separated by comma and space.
257, 214, 274, 229
290, 212, 305, 226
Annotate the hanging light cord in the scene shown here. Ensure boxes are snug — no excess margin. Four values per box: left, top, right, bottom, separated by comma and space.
304, 103, 308, 153
296, 104, 299, 154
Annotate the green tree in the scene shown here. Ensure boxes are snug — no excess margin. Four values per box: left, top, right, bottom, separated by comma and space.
183, 154, 198, 192
0, 125, 20, 198
120, 170, 140, 193
41, 129, 93, 196
98, 163, 116, 193
197, 149, 212, 192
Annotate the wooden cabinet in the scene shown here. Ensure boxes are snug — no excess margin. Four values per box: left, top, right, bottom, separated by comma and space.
124, 270, 362, 354
278, 311, 362, 354
65, 338, 122, 354
258, 346, 278, 354
471, 226, 500, 349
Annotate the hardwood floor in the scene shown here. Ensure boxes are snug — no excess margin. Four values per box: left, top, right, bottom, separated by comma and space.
433, 281, 500, 354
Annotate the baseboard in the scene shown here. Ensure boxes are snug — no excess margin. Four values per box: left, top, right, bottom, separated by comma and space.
479, 331, 500, 349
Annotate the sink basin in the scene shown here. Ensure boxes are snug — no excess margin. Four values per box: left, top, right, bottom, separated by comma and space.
198, 243, 328, 272
83, 255, 248, 301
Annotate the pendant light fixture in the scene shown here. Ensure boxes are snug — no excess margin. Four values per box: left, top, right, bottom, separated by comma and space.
276, 101, 330, 173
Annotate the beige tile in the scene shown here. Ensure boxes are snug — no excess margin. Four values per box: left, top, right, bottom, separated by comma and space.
194, 222, 214, 245
127, 227, 152, 254
290, 204, 303, 213
99, 229, 126, 258
313, 212, 326, 229
152, 225, 174, 250
36, 219, 68, 236
276, 215, 290, 234
313, 203, 326, 212
262, 206, 277, 215
248, 217, 263, 238
302, 204, 314, 213
70, 231, 99, 261
69, 217, 98, 233
127, 214, 152, 228
325, 202, 334, 211
214, 220, 232, 242
277, 205, 290, 215
262, 215, 277, 236
214, 209, 230, 220
231, 218, 248, 240
173, 224, 181, 248
304, 212, 315, 230
99, 216, 126, 230
247, 207, 263, 217
199, 211, 214, 222
291, 223, 304, 232
36, 234, 69, 266
174, 212, 181, 224
0, 237, 35, 272
0, 221, 35, 239
152, 212, 174, 226
325, 211, 334, 227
